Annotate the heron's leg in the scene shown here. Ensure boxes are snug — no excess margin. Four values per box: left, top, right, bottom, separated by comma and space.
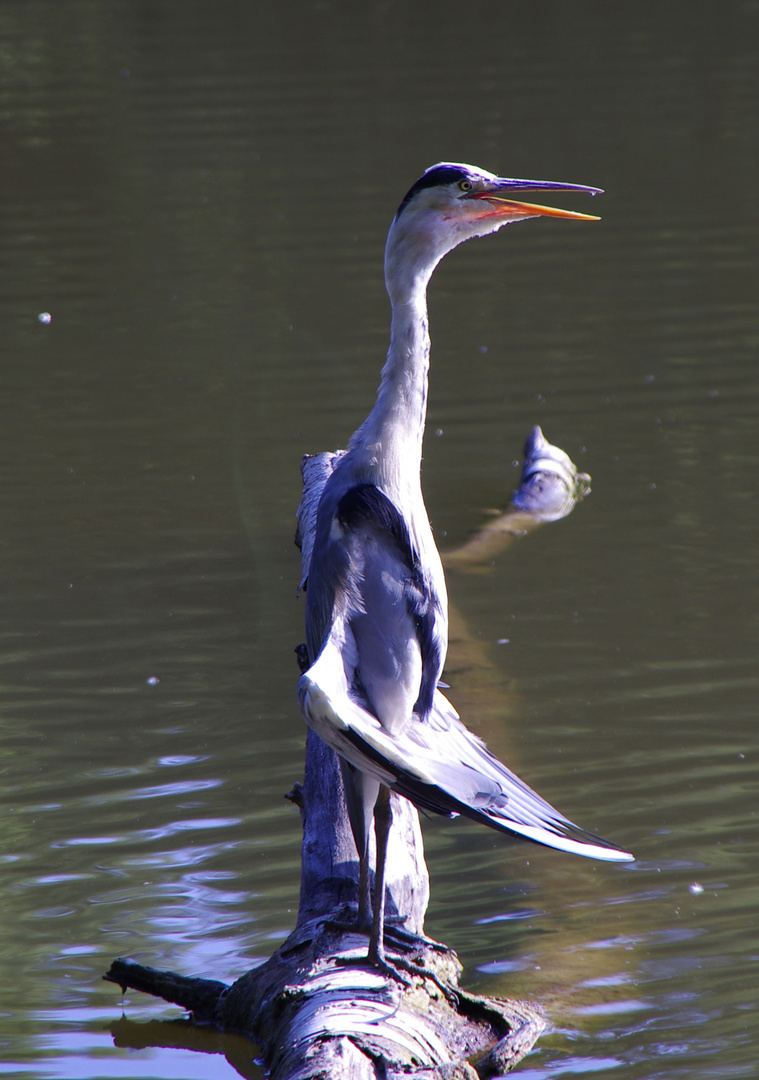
334, 762, 379, 931
368, 784, 392, 964
357, 852, 372, 930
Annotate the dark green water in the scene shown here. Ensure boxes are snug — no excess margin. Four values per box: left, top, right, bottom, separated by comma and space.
1, 1, 758, 1076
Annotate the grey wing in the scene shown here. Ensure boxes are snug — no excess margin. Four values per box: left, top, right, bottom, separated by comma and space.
299, 662, 633, 864
371, 691, 633, 860
304, 481, 446, 733
295, 463, 631, 863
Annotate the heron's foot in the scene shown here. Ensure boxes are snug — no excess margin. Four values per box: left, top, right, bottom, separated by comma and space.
390, 955, 459, 1003
322, 917, 445, 951
383, 922, 450, 954
370, 948, 459, 1003
321, 910, 372, 937
334, 945, 418, 991
367, 950, 414, 987
331, 934, 457, 1001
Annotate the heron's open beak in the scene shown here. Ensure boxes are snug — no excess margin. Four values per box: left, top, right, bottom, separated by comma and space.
469, 178, 602, 221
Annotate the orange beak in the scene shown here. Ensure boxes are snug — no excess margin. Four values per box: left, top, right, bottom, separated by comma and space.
468, 177, 602, 221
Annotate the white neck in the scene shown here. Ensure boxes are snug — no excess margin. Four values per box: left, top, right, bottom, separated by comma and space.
350, 295, 427, 482
347, 222, 444, 501
348, 180, 518, 493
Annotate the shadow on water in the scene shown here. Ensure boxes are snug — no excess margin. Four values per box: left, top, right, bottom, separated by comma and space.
110, 1017, 264, 1080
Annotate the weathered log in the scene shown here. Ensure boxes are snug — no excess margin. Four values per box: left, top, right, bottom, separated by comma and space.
103, 429, 588, 1077
105, 735, 545, 1078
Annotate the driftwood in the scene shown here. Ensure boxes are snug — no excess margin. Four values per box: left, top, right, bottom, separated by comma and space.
443, 426, 590, 571
105, 738, 545, 1079
104, 428, 588, 1079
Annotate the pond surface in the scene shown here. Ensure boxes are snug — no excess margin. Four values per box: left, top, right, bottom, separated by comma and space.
1, 2, 758, 1077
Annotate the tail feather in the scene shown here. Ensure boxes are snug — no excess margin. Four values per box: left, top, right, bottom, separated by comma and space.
298, 636, 633, 863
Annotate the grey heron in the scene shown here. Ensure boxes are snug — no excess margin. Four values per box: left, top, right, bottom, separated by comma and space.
297, 163, 633, 970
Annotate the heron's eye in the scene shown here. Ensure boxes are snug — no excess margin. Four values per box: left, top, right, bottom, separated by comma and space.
458, 180, 473, 193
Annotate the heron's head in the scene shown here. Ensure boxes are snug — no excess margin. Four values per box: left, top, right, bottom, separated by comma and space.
385, 162, 601, 301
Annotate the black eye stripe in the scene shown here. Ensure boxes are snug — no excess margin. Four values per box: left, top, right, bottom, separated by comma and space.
395, 165, 474, 218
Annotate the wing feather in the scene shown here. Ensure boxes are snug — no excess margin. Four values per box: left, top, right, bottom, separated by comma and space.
299, 640, 633, 863
305, 480, 446, 733
296, 461, 632, 864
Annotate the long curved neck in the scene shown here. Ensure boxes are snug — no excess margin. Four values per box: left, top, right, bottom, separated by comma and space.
350, 289, 429, 488
348, 228, 441, 500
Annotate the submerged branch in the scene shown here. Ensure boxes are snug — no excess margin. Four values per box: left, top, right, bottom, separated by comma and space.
443, 426, 590, 571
